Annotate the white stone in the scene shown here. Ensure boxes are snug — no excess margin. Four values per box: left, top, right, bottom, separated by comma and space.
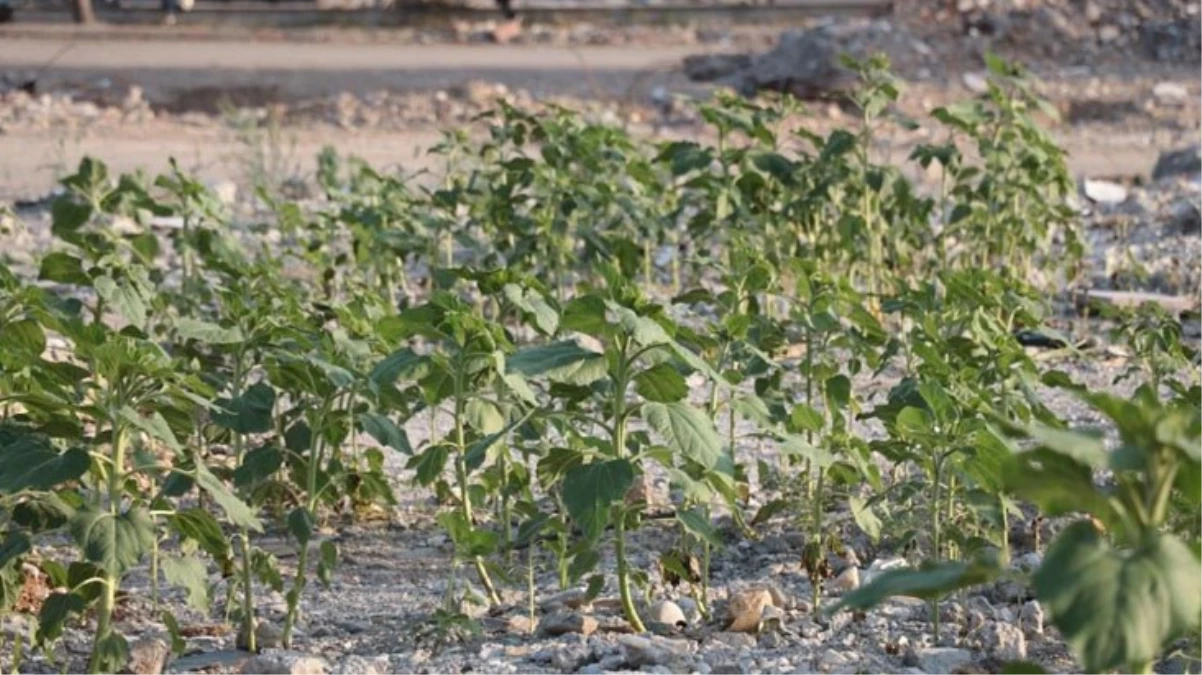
649, 600, 688, 627
1083, 178, 1129, 205
1153, 81, 1189, 106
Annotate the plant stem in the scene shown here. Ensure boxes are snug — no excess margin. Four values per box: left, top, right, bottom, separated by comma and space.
88, 423, 127, 674
232, 355, 257, 653
283, 397, 333, 648
811, 471, 825, 610
453, 361, 501, 606
930, 454, 943, 642
612, 339, 645, 633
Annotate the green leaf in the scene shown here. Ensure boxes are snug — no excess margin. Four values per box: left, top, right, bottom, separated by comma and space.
780, 434, 835, 468
562, 459, 635, 540
410, 445, 451, 486
643, 402, 722, 469
612, 305, 671, 347
317, 540, 338, 587
465, 399, 505, 434
37, 592, 86, 645
1001, 662, 1048, 674
359, 413, 412, 455
1003, 449, 1115, 525
677, 508, 722, 548
120, 407, 183, 455
287, 508, 315, 547
162, 611, 187, 656
196, 464, 263, 532
825, 375, 852, 410
791, 404, 824, 433
168, 509, 230, 565
93, 632, 130, 674
830, 559, 1001, 613
503, 283, 559, 335
635, 363, 688, 403
174, 318, 244, 345
0, 436, 89, 492
1035, 523, 1202, 673
369, 348, 425, 388
50, 197, 92, 236
233, 445, 283, 488
70, 506, 155, 576
93, 275, 147, 330
508, 341, 607, 386
161, 555, 209, 611
849, 495, 881, 543
0, 532, 31, 568
751, 498, 790, 526
212, 383, 276, 435
38, 251, 90, 285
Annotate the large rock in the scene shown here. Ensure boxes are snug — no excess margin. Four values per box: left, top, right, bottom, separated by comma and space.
1152, 147, 1202, 182
725, 588, 773, 633
683, 28, 852, 100
617, 635, 692, 669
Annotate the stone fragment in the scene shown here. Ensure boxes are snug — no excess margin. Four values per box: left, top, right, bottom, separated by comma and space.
832, 566, 860, 592
127, 637, 170, 675
1019, 600, 1044, 636
1152, 147, 1202, 181
1083, 178, 1129, 205
538, 611, 598, 637
725, 588, 773, 633
983, 622, 1027, 661
241, 650, 328, 675
649, 600, 688, 628
915, 647, 972, 674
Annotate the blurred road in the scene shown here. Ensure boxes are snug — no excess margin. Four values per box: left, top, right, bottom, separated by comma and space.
0, 36, 701, 102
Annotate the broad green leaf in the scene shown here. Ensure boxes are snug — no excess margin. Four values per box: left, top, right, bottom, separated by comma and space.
94, 275, 147, 330
826, 375, 852, 410
791, 404, 824, 433
1035, 523, 1202, 673
233, 444, 283, 488
750, 498, 790, 527
612, 305, 671, 347
120, 407, 183, 455
677, 508, 722, 548
369, 348, 425, 388
1003, 449, 1115, 525
358, 413, 412, 455
562, 459, 635, 540
93, 632, 130, 674
780, 434, 835, 468
849, 495, 881, 543
0, 319, 45, 358
0, 436, 89, 492
70, 506, 155, 576
161, 555, 209, 611
643, 402, 722, 469
196, 464, 263, 532
437, 511, 499, 559
508, 341, 606, 386
287, 508, 315, 547
37, 592, 86, 645
38, 251, 90, 285
895, 406, 932, 439
410, 445, 451, 486
212, 383, 276, 435
634, 363, 687, 403
503, 283, 558, 335
169, 509, 230, 564
0, 532, 31, 568
1024, 422, 1108, 469
465, 399, 505, 434
12, 493, 75, 531
502, 372, 538, 405
174, 318, 244, 345
830, 559, 1001, 613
